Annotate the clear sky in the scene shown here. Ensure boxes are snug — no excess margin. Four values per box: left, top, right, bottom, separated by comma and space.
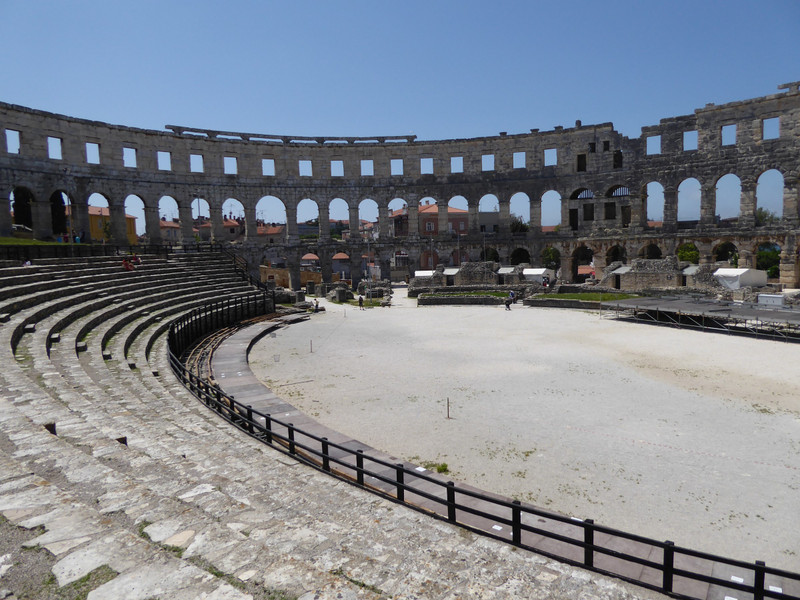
2, 0, 798, 228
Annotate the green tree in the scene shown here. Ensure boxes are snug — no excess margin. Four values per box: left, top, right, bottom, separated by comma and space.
541, 247, 561, 270
676, 242, 699, 264
510, 214, 529, 233
756, 243, 780, 278
755, 207, 778, 226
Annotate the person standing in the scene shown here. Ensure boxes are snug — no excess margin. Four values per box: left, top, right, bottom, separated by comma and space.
358, 295, 364, 310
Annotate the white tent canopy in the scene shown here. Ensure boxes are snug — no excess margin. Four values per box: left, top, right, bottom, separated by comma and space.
522, 268, 555, 282
713, 268, 768, 290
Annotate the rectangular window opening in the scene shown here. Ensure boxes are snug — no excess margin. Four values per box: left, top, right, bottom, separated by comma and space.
588, 142, 596, 153
123, 147, 137, 168
299, 159, 313, 177
157, 151, 172, 171
390, 158, 403, 176
583, 203, 594, 221
47, 137, 62, 160
646, 135, 661, 155
613, 150, 623, 169
513, 151, 526, 169
544, 148, 557, 166
577, 154, 587, 172
450, 156, 463, 173
262, 158, 275, 176
420, 157, 434, 175
721, 124, 737, 146
683, 130, 698, 151
190, 154, 204, 173
604, 202, 616, 220
360, 159, 374, 176
762, 117, 780, 140
481, 154, 495, 171
5, 129, 20, 154
331, 160, 344, 177
85, 142, 100, 164
224, 156, 238, 175
603, 141, 610, 152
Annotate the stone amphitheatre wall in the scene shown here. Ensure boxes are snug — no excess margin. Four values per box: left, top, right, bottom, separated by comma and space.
2, 82, 800, 287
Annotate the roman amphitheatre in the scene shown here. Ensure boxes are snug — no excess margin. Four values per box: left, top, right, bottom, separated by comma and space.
1, 83, 800, 599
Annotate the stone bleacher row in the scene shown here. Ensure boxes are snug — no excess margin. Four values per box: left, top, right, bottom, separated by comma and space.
0, 252, 663, 600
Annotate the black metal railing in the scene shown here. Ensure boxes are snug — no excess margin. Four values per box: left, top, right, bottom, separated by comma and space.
167, 298, 800, 600
219, 247, 271, 293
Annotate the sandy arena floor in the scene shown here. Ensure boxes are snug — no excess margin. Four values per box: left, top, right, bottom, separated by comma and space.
248, 288, 800, 571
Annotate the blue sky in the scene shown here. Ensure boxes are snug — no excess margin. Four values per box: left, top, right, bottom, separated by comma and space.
2, 0, 798, 229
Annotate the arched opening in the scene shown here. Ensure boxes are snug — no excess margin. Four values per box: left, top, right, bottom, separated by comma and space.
418, 196, 438, 236
190, 198, 210, 240
510, 192, 530, 233
297, 198, 319, 239
10, 187, 34, 230
478, 194, 498, 234
49, 190, 70, 239
572, 245, 594, 282
256, 196, 287, 243
449, 247, 468, 266
756, 169, 784, 223
645, 182, 665, 226
638, 243, 662, 259
541, 246, 561, 271
607, 245, 627, 264
358, 198, 378, 240
756, 242, 781, 279
676, 242, 700, 264
328, 198, 349, 239
221, 198, 245, 242
421, 247, 439, 268
480, 247, 500, 262
541, 190, 561, 229
713, 241, 738, 265
606, 186, 630, 226
124, 195, 146, 239
388, 198, 408, 238
678, 178, 701, 224
509, 247, 530, 265
715, 173, 741, 224
88, 193, 111, 243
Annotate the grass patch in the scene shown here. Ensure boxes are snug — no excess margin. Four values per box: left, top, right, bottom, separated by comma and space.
421, 461, 450, 474
419, 291, 509, 298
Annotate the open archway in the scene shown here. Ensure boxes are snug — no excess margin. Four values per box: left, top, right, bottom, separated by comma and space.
637, 243, 662, 259
509, 247, 530, 265
678, 178, 701, 223
49, 190, 70, 238
10, 187, 34, 229
572, 245, 594, 282
541, 190, 561, 229
713, 241, 738, 265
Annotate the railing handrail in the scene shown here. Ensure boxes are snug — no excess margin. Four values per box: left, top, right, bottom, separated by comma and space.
167, 297, 800, 600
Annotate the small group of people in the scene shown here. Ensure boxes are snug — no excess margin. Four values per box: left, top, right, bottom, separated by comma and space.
504, 290, 516, 310
121, 253, 142, 271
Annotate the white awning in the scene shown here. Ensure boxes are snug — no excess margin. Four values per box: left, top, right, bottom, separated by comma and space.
414, 270, 435, 278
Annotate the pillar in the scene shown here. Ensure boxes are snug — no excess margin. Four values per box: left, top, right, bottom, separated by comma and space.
559, 254, 573, 283
783, 177, 799, 225
662, 186, 678, 232
31, 199, 51, 240
109, 201, 129, 245
177, 200, 194, 244
378, 201, 389, 240
699, 183, 716, 227
407, 202, 419, 240
468, 197, 479, 234
529, 199, 541, 234
243, 200, 257, 241
318, 200, 331, 241
144, 202, 161, 244
498, 195, 511, 235
286, 202, 299, 244
210, 199, 225, 242
437, 199, 448, 235
739, 178, 756, 227
348, 203, 360, 241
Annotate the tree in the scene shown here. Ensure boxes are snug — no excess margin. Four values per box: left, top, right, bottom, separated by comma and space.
756, 243, 780, 278
676, 242, 699, 264
755, 207, 778, 226
510, 214, 529, 233
541, 247, 561, 270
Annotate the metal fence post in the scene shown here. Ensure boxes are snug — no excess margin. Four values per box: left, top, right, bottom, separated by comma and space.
663, 540, 674, 593
512, 500, 521, 545
584, 519, 594, 568
396, 463, 405, 502
246, 405, 253, 434
754, 560, 765, 600
288, 423, 295, 454
356, 450, 364, 485
265, 414, 272, 444
447, 481, 456, 522
322, 437, 330, 472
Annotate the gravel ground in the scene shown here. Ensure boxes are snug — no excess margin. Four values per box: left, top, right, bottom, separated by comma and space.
249, 288, 800, 572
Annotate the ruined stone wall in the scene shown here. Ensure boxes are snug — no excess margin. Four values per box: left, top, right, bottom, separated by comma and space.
2, 82, 800, 287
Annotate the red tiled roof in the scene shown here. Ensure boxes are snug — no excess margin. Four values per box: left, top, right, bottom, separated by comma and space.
302, 253, 320, 260
331, 252, 349, 260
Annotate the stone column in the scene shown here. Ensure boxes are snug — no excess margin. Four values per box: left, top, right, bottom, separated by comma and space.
498, 194, 511, 235
779, 234, 799, 287
662, 186, 678, 232
109, 201, 129, 245
739, 178, 756, 227
318, 200, 331, 241
210, 199, 225, 242
437, 199, 449, 235
699, 183, 716, 227
320, 250, 333, 284
379, 253, 391, 282
349, 255, 363, 289
31, 199, 51, 240
467, 197, 479, 234
285, 200, 299, 244
0, 188, 12, 236
407, 202, 419, 240
144, 201, 161, 244
559, 254, 573, 283
529, 198, 541, 234
243, 200, 257, 241
378, 201, 389, 240
348, 202, 360, 241
178, 200, 194, 244
783, 177, 799, 225
738, 248, 754, 269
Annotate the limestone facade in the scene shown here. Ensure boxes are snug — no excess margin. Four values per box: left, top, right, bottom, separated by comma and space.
2, 82, 799, 287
